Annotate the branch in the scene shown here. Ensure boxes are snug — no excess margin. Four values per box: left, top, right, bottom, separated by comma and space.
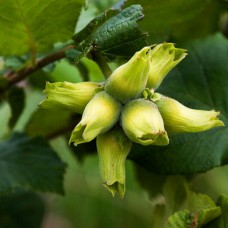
0, 46, 113, 101
5, 45, 75, 87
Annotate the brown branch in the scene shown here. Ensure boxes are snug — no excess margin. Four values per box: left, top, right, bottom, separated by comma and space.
5, 45, 76, 87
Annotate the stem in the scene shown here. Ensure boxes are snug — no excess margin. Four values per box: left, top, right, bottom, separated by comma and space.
7, 46, 75, 86
92, 51, 112, 78
0, 46, 111, 99
0, 46, 74, 99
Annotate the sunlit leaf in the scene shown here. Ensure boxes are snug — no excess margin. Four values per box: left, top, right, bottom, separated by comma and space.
0, 0, 84, 56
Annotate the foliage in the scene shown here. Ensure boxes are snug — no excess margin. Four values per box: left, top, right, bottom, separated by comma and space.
0, 0, 228, 227
0, 191, 45, 228
130, 34, 228, 175
0, 133, 66, 194
127, 0, 228, 43
0, 0, 84, 56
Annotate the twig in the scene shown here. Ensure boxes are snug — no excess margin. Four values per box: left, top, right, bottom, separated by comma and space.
0, 46, 75, 98
4, 45, 75, 87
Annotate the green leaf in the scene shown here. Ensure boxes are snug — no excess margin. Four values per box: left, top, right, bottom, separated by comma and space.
130, 33, 228, 174
128, 0, 228, 43
0, 191, 45, 228
166, 210, 193, 228
7, 87, 25, 129
166, 191, 221, 228
65, 48, 83, 63
184, 190, 221, 225
0, 0, 84, 56
25, 109, 76, 138
0, 133, 66, 194
74, 2, 123, 44
166, 208, 221, 228
73, 5, 148, 60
